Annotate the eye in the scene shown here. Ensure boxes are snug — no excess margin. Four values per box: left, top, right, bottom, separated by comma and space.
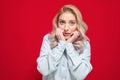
69, 21, 76, 26
59, 20, 65, 25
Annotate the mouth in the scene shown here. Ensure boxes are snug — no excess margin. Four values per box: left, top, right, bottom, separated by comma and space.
63, 33, 71, 36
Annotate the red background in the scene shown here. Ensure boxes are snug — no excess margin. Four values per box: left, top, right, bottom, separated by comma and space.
0, 0, 120, 80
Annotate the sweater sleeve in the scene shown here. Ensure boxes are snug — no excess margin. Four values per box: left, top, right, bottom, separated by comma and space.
36, 34, 66, 76
66, 41, 93, 80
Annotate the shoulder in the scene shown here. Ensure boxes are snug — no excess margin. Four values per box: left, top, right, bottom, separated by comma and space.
83, 40, 91, 49
43, 33, 50, 41
41, 33, 51, 44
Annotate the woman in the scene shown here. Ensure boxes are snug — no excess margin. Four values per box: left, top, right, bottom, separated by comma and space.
37, 4, 92, 80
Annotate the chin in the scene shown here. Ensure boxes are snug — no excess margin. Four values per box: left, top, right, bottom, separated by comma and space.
64, 36, 71, 40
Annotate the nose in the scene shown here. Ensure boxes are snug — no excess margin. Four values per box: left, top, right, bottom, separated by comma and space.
64, 24, 69, 31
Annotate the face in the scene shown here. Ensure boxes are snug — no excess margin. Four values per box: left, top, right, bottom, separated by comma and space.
58, 12, 77, 40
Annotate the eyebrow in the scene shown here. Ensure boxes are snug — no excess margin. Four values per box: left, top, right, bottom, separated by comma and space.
59, 19, 76, 21
58, 19, 65, 21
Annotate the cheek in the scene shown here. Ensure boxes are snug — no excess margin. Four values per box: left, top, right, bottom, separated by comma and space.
58, 24, 64, 30
70, 25, 77, 32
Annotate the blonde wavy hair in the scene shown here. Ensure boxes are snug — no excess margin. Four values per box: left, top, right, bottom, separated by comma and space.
48, 4, 89, 53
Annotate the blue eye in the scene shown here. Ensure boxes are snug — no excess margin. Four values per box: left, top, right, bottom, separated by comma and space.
59, 20, 65, 25
69, 21, 76, 26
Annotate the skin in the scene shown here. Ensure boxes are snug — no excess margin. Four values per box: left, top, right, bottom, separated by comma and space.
55, 12, 80, 43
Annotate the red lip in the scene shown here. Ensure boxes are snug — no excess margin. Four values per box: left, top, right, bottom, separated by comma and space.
63, 33, 71, 36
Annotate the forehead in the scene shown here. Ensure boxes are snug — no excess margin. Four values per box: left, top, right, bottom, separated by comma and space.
59, 12, 76, 21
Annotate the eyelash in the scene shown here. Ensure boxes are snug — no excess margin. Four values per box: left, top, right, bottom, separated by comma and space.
59, 20, 76, 26
60, 21, 65, 25
70, 21, 75, 25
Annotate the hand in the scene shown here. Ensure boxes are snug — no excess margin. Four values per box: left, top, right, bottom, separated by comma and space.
66, 31, 80, 43
55, 28, 65, 41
